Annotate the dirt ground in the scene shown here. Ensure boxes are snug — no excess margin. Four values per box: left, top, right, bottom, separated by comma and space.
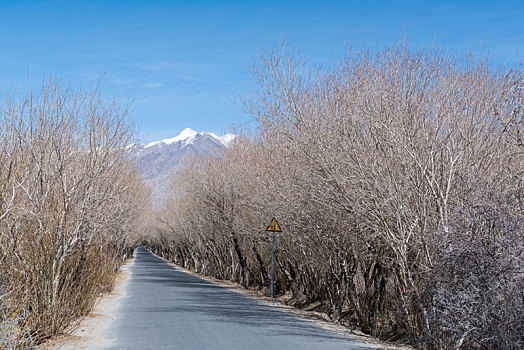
40, 257, 135, 350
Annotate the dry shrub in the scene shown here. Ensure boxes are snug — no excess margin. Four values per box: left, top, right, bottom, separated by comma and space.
147, 41, 523, 349
0, 78, 148, 347
425, 183, 523, 349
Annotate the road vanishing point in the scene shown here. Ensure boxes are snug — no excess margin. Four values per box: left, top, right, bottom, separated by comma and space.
99, 246, 376, 349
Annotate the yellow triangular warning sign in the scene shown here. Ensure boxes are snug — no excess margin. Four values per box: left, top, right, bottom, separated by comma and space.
266, 218, 282, 232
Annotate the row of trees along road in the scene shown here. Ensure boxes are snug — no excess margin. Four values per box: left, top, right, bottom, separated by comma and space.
0, 79, 149, 348
146, 42, 523, 350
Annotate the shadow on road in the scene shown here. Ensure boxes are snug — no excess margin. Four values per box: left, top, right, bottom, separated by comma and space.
106, 246, 373, 350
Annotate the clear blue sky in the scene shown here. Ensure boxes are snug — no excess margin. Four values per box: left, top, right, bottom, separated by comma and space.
0, 0, 522, 142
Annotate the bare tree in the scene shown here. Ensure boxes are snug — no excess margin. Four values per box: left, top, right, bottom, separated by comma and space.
146, 42, 523, 349
0, 78, 149, 346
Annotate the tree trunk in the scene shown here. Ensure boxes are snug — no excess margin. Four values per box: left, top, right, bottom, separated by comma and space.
232, 234, 247, 287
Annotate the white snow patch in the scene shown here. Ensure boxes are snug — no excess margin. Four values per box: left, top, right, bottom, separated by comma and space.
146, 128, 198, 148
207, 132, 236, 147
144, 128, 236, 149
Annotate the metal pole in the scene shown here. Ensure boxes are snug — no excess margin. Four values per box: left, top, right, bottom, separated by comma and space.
270, 230, 275, 298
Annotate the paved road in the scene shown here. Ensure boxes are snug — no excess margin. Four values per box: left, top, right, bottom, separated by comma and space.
102, 246, 374, 350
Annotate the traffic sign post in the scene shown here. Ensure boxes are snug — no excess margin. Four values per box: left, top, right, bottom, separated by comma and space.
271, 230, 275, 298
265, 218, 282, 298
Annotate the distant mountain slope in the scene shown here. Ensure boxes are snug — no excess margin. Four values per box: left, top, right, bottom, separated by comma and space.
128, 128, 235, 206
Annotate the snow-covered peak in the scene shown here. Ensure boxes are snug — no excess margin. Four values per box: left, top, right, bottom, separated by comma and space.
145, 128, 197, 148
144, 128, 235, 148
205, 132, 236, 147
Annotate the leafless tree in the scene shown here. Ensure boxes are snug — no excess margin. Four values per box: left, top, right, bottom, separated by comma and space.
147, 41, 523, 349
0, 78, 149, 347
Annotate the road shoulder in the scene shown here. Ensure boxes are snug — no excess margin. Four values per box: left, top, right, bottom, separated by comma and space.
40, 257, 135, 350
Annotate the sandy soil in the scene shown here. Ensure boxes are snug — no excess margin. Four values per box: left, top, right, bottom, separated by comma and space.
40, 257, 135, 350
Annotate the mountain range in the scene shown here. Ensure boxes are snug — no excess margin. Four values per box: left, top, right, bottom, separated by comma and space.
128, 128, 235, 206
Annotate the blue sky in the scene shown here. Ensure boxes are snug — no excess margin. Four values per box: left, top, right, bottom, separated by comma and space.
0, 0, 522, 142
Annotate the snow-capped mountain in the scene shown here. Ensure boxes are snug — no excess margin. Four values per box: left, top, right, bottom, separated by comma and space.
144, 128, 235, 149
128, 128, 236, 206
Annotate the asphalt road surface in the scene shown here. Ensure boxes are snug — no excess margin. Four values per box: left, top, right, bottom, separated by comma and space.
102, 246, 375, 350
